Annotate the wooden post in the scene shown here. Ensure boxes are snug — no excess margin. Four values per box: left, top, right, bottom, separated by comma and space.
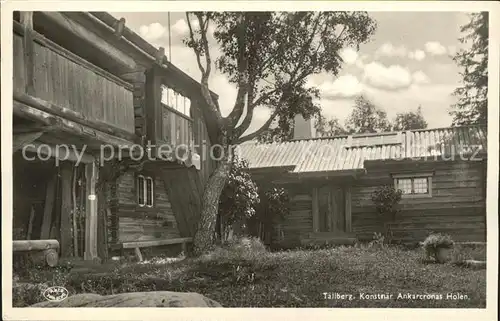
312, 187, 319, 233
72, 167, 79, 257
40, 175, 57, 239
60, 162, 73, 257
145, 65, 162, 147
20, 11, 35, 95
84, 162, 98, 260
27, 206, 35, 240
345, 185, 352, 233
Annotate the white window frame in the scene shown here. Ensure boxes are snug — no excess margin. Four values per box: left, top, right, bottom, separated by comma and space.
160, 84, 191, 117
392, 172, 433, 198
137, 175, 154, 207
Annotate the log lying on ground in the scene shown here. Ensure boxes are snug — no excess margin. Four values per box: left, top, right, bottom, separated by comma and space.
13, 240, 59, 252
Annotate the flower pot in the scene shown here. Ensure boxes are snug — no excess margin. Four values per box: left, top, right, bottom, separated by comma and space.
435, 247, 452, 263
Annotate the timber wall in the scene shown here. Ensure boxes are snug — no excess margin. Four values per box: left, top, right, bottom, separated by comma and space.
276, 184, 313, 245
113, 171, 181, 243
351, 160, 487, 242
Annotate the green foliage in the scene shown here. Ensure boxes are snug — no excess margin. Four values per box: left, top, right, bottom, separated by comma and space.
422, 233, 455, 264
392, 105, 428, 131
346, 95, 392, 134
451, 12, 488, 126
371, 185, 403, 221
315, 114, 348, 137
423, 233, 455, 249
184, 12, 377, 143
257, 187, 290, 223
218, 155, 260, 234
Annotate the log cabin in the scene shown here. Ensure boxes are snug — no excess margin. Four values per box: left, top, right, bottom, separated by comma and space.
237, 115, 488, 247
12, 11, 217, 263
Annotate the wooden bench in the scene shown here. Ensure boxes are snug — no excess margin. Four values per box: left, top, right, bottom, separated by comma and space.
13, 240, 59, 267
115, 237, 193, 262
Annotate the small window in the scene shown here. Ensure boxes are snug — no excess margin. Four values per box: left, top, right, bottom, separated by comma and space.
393, 173, 433, 198
137, 175, 154, 207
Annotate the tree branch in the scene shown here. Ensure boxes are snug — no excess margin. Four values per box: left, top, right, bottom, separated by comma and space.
236, 109, 279, 144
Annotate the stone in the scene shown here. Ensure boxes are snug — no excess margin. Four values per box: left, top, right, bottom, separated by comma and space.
31, 291, 222, 307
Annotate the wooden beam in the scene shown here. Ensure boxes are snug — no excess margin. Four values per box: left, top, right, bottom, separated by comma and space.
345, 185, 352, 233
121, 237, 193, 249
312, 187, 319, 233
20, 12, 35, 95
60, 162, 73, 257
37, 12, 137, 71
14, 100, 137, 148
13, 239, 59, 252
13, 21, 134, 90
72, 167, 79, 257
84, 162, 98, 260
40, 175, 57, 239
14, 91, 138, 142
13, 132, 43, 152
27, 206, 35, 240
145, 65, 162, 146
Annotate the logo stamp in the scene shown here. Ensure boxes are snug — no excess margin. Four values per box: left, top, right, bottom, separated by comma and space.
42, 286, 69, 302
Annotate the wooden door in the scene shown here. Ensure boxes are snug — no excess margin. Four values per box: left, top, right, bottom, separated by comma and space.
317, 185, 345, 233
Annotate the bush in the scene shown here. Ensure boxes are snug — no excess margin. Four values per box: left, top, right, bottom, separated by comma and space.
371, 186, 402, 241
218, 155, 260, 239
422, 233, 455, 261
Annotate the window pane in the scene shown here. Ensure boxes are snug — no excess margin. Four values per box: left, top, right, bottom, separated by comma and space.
160, 85, 168, 105
137, 176, 145, 206
413, 177, 428, 194
146, 177, 154, 207
397, 178, 412, 194
185, 97, 191, 117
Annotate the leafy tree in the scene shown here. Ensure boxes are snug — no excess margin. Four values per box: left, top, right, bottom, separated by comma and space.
315, 114, 348, 137
451, 12, 488, 126
392, 105, 428, 131
345, 95, 391, 134
217, 155, 259, 241
184, 12, 377, 254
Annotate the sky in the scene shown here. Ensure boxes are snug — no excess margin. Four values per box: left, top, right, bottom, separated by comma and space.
110, 11, 473, 133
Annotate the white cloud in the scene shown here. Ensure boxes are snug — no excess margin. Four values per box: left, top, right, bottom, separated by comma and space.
424, 41, 447, 55
409, 49, 426, 61
375, 43, 408, 57
318, 74, 364, 99
172, 19, 189, 34
412, 70, 430, 84
339, 47, 358, 65
139, 22, 167, 42
362, 62, 412, 90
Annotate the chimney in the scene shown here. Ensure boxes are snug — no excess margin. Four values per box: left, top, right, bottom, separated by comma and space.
293, 114, 316, 139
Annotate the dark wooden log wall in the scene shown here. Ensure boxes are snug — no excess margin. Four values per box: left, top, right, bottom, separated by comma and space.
113, 172, 181, 243
13, 32, 135, 134
351, 160, 487, 242
274, 184, 313, 244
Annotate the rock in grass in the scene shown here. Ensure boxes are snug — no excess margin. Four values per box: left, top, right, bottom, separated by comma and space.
31, 291, 222, 307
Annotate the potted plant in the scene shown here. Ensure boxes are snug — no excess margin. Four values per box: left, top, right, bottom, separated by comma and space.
422, 233, 455, 263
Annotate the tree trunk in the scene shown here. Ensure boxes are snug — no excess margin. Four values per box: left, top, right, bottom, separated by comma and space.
192, 158, 232, 255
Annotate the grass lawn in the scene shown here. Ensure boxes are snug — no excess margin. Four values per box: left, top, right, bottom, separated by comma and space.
13, 243, 486, 308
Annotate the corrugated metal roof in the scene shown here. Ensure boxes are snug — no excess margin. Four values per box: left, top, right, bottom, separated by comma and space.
236, 126, 487, 174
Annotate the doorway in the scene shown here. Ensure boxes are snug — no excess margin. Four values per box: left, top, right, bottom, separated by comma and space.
317, 185, 345, 234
